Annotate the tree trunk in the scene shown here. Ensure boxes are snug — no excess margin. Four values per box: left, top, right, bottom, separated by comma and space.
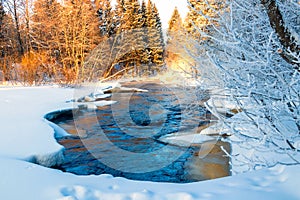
261, 0, 300, 70
13, 0, 24, 56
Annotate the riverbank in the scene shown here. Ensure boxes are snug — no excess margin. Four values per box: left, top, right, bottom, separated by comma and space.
0, 85, 300, 199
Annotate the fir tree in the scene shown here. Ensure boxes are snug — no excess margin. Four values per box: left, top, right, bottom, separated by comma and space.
116, 0, 140, 73
96, 0, 114, 37
166, 7, 185, 70
138, 0, 150, 74
100, 0, 165, 77
114, 0, 126, 33
167, 7, 182, 34
146, 0, 164, 74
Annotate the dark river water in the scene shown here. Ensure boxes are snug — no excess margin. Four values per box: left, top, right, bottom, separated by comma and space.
46, 82, 230, 183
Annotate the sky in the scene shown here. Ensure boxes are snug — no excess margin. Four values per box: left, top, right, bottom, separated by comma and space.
111, 0, 189, 30
151, 0, 188, 30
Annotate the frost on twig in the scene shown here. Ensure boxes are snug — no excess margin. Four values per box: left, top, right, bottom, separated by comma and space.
187, 0, 300, 173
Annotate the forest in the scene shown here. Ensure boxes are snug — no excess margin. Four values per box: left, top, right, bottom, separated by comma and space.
0, 0, 166, 84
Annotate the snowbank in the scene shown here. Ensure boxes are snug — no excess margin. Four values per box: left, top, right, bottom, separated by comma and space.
0, 85, 300, 200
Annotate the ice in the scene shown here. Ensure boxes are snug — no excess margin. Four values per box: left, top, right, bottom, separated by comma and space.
0, 86, 299, 200
159, 132, 216, 147
94, 100, 117, 107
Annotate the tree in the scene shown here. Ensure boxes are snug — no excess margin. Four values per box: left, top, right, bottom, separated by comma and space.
185, 0, 226, 41
99, 0, 140, 78
190, 0, 300, 173
137, 0, 150, 74
165, 7, 186, 71
122, 0, 148, 76
0, 1, 8, 79
261, 0, 300, 70
96, 0, 114, 37
146, 0, 164, 74
99, 0, 161, 78
81, 0, 166, 80
4, 0, 25, 56
30, 0, 62, 81
57, 0, 100, 83
0, 1, 18, 81
114, 0, 126, 34
19, 51, 48, 85
0, 1, 5, 39
183, 0, 227, 79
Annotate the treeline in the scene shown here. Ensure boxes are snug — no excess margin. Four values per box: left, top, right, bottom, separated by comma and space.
0, 0, 164, 85
0, 0, 233, 85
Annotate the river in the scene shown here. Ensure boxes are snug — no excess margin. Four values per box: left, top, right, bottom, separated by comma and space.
46, 81, 230, 183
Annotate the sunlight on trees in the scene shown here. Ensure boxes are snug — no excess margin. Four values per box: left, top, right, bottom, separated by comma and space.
0, 0, 166, 84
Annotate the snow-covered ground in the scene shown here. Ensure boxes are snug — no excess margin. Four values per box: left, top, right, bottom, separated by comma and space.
0, 85, 300, 200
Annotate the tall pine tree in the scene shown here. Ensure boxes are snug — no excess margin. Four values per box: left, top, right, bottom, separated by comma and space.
166, 7, 186, 70
96, 0, 114, 37
146, 0, 164, 74
97, 0, 165, 78
114, 0, 126, 34
137, 0, 150, 75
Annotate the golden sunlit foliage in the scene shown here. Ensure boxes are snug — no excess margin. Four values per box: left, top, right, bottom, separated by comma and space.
1, 0, 166, 84
19, 51, 48, 85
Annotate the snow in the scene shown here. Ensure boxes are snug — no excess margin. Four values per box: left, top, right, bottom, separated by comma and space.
94, 100, 118, 108
159, 132, 216, 147
0, 85, 300, 200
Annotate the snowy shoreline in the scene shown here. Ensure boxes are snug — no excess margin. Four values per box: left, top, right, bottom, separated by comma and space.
0, 85, 300, 200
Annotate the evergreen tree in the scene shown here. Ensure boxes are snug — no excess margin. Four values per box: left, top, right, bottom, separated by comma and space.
146, 0, 164, 74
183, 0, 226, 77
96, 0, 114, 37
166, 7, 186, 70
96, 0, 165, 78
114, 0, 138, 73
114, 0, 126, 33
138, 0, 150, 74
100, 0, 127, 78
123, 0, 141, 75
122, 0, 140, 30
167, 7, 182, 34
